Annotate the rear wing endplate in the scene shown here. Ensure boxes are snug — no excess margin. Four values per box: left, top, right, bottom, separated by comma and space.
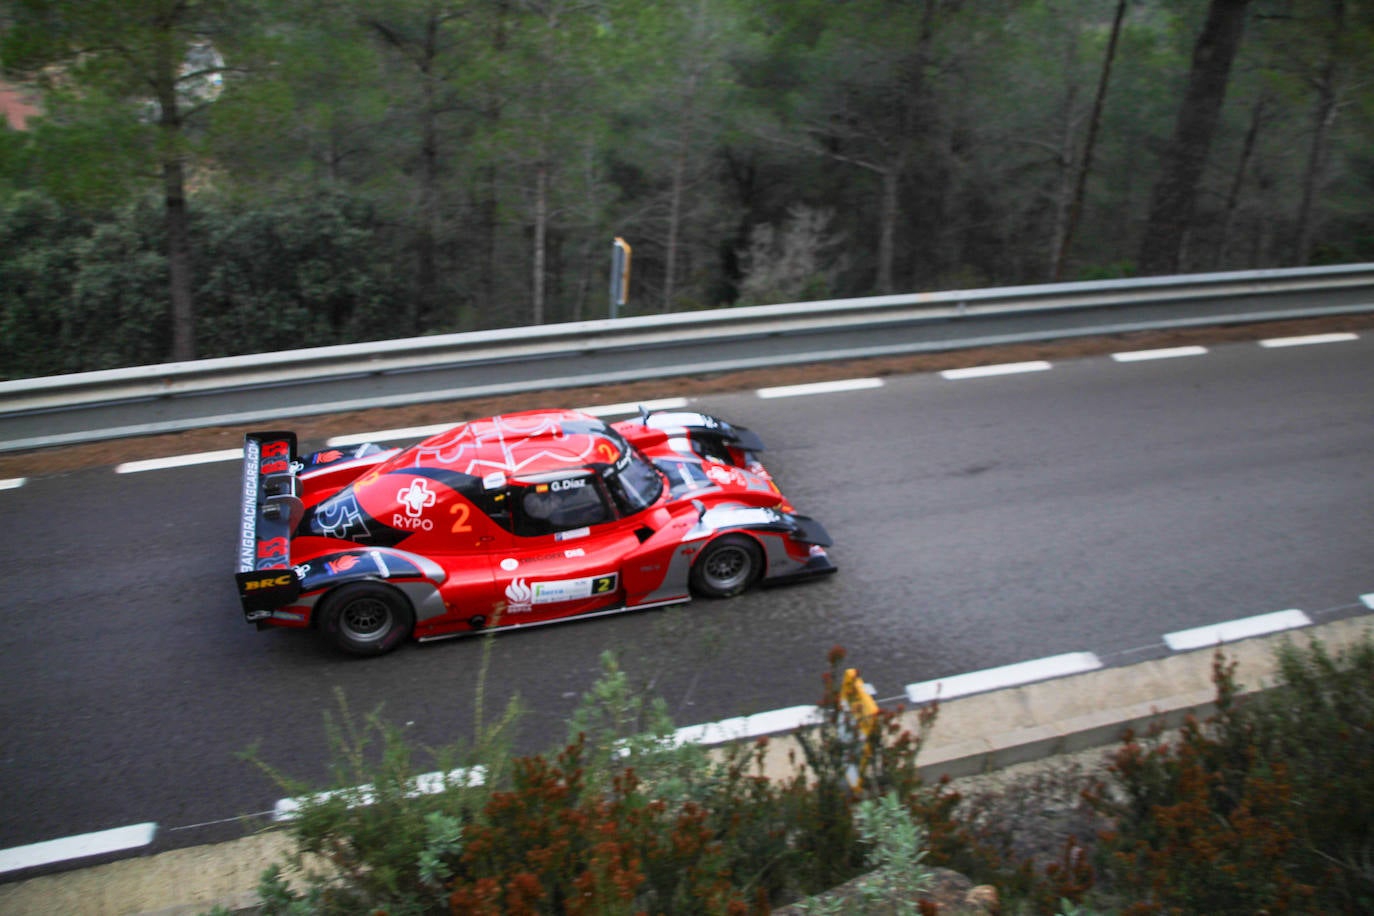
236, 431, 304, 614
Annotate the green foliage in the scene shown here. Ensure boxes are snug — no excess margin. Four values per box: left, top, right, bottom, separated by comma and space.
243, 685, 520, 916
0, 192, 168, 378
5, 0, 1374, 373
0, 188, 409, 377
735, 205, 846, 305
243, 637, 1374, 916
852, 792, 934, 915
565, 649, 710, 806
452, 740, 751, 915
194, 192, 402, 357
1083, 635, 1374, 914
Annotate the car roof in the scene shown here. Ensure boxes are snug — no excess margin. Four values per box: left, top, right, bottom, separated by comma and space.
382, 409, 625, 486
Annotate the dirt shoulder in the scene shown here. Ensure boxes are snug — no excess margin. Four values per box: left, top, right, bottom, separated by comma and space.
3, 313, 1370, 480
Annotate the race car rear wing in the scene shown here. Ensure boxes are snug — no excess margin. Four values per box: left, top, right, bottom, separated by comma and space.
236, 431, 304, 616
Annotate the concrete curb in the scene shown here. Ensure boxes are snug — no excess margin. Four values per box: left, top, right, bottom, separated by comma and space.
2, 615, 1369, 916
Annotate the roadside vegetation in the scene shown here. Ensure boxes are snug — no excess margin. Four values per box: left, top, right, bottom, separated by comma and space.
4, 1, 1374, 377
230, 632, 1374, 915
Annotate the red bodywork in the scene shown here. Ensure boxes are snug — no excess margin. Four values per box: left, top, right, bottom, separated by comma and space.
236, 408, 835, 653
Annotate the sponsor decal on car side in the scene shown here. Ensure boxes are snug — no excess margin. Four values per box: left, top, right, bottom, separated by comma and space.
504, 574, 619, 614
394, 478, 437, 530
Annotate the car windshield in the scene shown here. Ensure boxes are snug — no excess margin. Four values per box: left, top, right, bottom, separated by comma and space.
607, 444, 664, 514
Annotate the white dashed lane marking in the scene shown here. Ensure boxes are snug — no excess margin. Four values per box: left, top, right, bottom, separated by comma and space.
1259, 332, 1359, 348
672, 705, 823, 747
904, 652, 1103, 704
756, 378, 884, 399
1162, 609, 1312, 652
940, 361, 1053, 380
0, 823, 157, 875
2, 333, 1362, 485
115, 449, 244, 474
274, 767, 487, 822
1111, 346, 1209, 362
4, 596, 1370, 873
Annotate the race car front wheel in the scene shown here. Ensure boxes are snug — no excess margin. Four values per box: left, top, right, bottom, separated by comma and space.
319, 581, 414, 656
690, 534, 763, 598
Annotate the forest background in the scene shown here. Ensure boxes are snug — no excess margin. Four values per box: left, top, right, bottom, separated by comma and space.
1, 0, 1371, 381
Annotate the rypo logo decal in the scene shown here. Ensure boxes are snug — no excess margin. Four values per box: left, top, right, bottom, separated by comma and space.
394, 478, 437, 530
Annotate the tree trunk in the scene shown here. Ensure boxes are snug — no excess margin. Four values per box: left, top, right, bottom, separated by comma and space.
532, 162, 548, 325
1053, 0, 1127, 281
877, 168, 897, 294
664, 146, 686, 311
1137, 0, 1251, 276
1293, 64, 1337, 264
415, 17, 441, 333
164, 155, 196, 363
1215, 92, 1267, 267
155, 39, 195, 362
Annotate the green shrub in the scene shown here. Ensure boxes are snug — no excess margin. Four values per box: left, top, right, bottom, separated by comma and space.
246, 685, 519, 916
1085, 634, 1374, 915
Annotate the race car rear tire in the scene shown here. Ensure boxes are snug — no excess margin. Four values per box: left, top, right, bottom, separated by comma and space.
690, 534, 763, 598
319, 582, 414, 656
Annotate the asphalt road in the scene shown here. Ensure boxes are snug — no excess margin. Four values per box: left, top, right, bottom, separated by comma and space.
1, 332, 1371, 865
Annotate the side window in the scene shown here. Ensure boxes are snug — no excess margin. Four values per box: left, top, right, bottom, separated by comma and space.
690, 433, 736, 465
512, 478, 611, 537
654, 458, 713, 498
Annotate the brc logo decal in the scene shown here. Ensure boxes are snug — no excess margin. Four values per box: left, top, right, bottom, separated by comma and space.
243, 573, 294, 591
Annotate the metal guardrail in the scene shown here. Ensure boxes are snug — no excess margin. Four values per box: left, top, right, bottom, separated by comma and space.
1, 264, 1371, 452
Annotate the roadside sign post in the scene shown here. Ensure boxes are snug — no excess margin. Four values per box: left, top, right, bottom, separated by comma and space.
610, 237, 631, 318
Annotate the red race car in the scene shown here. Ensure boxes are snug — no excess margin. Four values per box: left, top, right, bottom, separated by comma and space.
236, 408, 835, 655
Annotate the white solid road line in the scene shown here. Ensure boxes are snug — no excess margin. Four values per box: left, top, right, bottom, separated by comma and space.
1361, 594, 1374, 610
672, 705, 824, 747
1259, 332, 1360, 348
273, 767, 487, 822
904, 652, 1103, 704
1163, 609, 1312, 652
756, 378, 885, 399
114, 449, 244, 474
1111, 346, 1209, 362
0, 822, 157, 875
272, 705, 831, 824
0, 477, 25, 490
941, 361, 1053, 380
